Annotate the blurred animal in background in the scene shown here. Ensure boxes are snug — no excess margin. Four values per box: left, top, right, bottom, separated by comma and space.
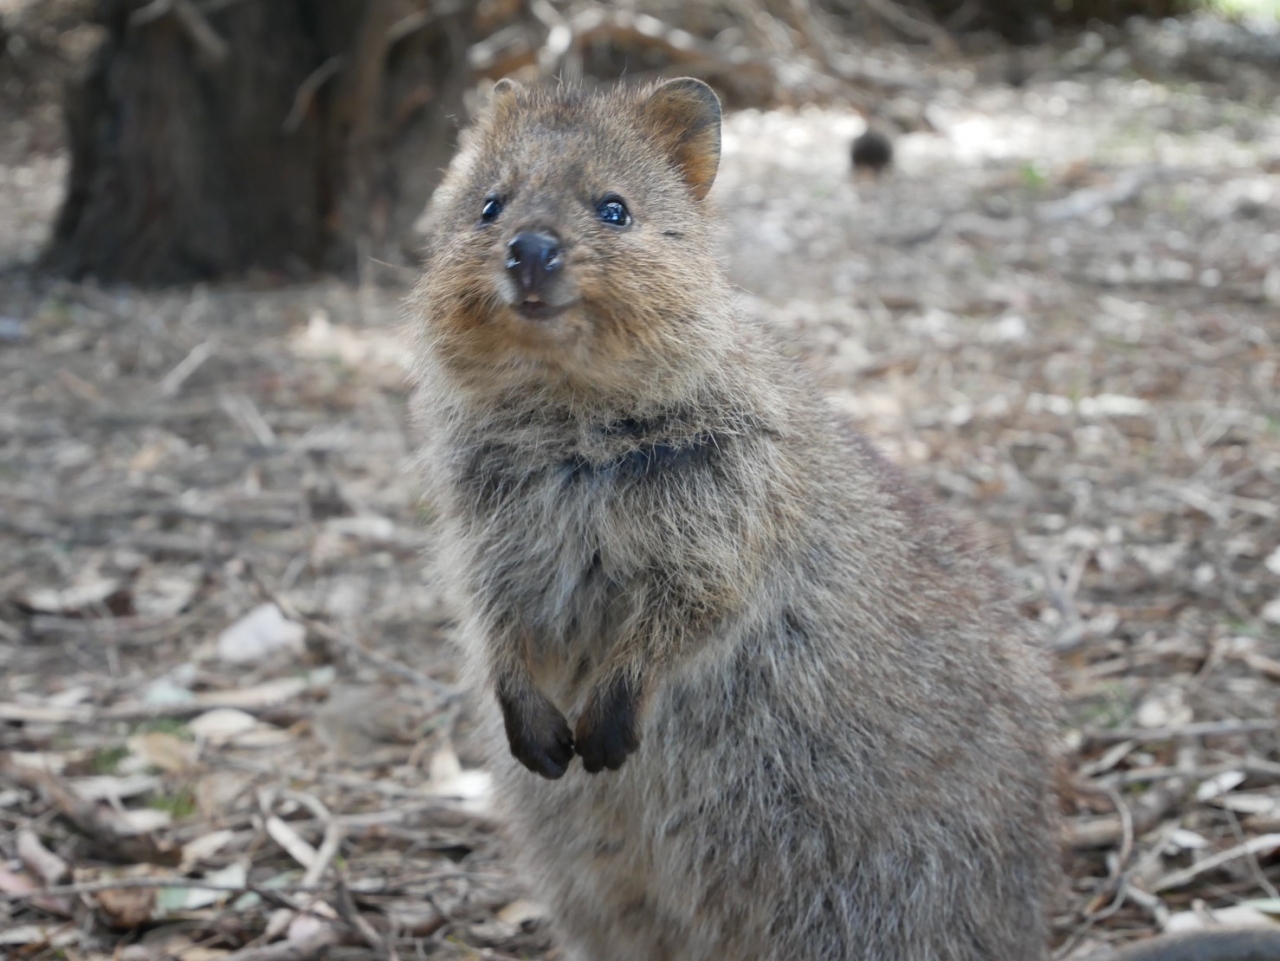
851, 125, 894, 178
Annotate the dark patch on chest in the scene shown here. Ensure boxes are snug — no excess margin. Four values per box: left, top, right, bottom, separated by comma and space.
456, 413, 730, 509
567, 435, 716, 483
561, 418, 719, 486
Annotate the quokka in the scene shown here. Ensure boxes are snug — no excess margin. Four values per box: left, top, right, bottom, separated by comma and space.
409, 77, 1280, 961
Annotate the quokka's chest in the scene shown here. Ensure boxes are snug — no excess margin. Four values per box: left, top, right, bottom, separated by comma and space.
447, 433, 725, 647
454, 427, 716, 507
451, 428, 723, 561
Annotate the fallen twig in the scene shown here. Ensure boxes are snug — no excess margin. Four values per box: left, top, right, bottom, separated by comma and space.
333, 878, 386, 954
157, 339, 218, 397
0, 757, 180, 866
1083, 719, 1280, 748
1065, 782, 1184, 850
0, 866, 505, 903
0, 876, 319, 902
1153, 833, 1280, 892
221, 930, 342, 961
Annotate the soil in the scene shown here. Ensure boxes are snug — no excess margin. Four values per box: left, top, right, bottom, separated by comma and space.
2, 6, 1280, 959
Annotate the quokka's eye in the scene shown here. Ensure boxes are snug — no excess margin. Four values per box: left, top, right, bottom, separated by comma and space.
597, 195, 632, 227
481, 196, 504, 223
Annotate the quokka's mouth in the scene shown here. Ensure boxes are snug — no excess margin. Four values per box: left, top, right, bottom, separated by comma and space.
513, 298, 572, 322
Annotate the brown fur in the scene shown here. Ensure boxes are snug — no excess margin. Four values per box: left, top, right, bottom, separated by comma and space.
407, 79, 1270, 961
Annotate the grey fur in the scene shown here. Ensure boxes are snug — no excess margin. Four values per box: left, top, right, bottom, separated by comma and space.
410, 79, 1061, 961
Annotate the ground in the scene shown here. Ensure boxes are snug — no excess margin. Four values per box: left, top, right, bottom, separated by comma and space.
2, 9, 1280, 961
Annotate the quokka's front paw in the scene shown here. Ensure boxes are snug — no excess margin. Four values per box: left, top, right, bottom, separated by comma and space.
575, 675, 641, 773
499, 687, 576, 780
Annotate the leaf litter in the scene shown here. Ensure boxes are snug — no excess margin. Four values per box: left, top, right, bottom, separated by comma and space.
2, 11, 1280, 961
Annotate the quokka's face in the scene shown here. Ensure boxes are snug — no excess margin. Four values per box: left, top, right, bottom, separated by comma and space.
416, 80, 723, 393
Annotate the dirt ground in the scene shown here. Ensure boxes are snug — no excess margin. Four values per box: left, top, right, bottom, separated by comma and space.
3, 7, 1280, 960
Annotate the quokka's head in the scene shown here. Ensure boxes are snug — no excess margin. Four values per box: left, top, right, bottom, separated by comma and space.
414, 78, 728, 398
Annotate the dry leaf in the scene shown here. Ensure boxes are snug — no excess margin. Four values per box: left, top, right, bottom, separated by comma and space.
194, 770, 253, 818
1265, 546, 1280, 577
0, 788, 25, 808
1218, 793, 1280, 815
117, 808, 173, 835
188, 708, 259, 744
194, 677, 308, 710
0, 868, 38, 896
47, 685, 92, 708
263, 907, 295, 942
133, 564, 201, 619
386, 901, 447, 936
0, 924, 79, 947
287, 910, 337, 939
180, 829, 237, 871
266, 815, 318, 869
1168, 829, 1210, 851
427, 766, 492, 804
156, 862, 247, 912
96, 884, 158, 928
429, 742, 463, 783
229, 726, 295, 748
1196, 770, 1248, 802
1133, 686, 1192, 729
496, 899, 547, 926
17, 828, 69, 884
23, 576, 120, 614
129, 731, 199, 775
1166, 904, 1280, 932
8, 750, 70, 772
215, 603, 306, 664
0, 702, 89, 723
143, 678, 198, 706
425, 740, 492, 805
68, 774, 162, 803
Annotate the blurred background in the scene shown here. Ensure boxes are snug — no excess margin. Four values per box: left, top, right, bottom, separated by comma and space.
2, 1, 1280, 958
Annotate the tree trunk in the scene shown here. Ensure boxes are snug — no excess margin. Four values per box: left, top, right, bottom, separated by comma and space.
46, 0, 474, 285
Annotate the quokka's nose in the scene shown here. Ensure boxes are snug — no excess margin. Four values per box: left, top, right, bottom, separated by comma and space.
506, 231, 563, 298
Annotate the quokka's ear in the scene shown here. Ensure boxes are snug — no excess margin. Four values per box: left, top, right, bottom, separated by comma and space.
640, 78, 721, 201
486, 77, 526, 121
493, 77, 525, 99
